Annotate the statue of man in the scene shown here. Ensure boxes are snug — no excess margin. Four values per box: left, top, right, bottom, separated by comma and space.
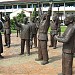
0, 13, 4, 58
4, 15, 11, 48
14, 17, 30, 55
29, 17, 37, 49
49, 14, 59, 49
54, 14, 75, 75
0, 22, 4, 58
35, 3, 52, 65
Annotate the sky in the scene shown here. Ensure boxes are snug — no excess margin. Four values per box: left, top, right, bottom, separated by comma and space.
0, 0, 16, 2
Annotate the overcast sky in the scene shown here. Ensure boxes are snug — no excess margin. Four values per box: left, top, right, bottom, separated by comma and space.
0, 0, 16, 2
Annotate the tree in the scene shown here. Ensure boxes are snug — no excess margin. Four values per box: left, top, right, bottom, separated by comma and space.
16, 10, 26, 23
10, 10, 26, 30
10, 19, 15, 30
30, 6, 38, 22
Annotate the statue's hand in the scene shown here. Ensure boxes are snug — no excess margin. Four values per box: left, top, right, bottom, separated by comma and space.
54, 35, 58, 40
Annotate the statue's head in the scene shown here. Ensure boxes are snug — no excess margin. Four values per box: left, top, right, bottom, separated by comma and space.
36, 16, 40, 21
23, 17, 28, 24
52, 15, 58, 22
30, 16, 35, 23
42, 13, 47, 20
64, 14, 74, 26
5, 15, 10, 21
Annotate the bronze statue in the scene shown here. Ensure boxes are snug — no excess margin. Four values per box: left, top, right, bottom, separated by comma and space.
4, 15, 11, 48
0, 13, 4, 58
49, 14, 59, 49
35, 3, 52, 65
14, 17, 30, 55
54, 14, 75, 75
0, 21, 4, 58
29, 17, 37, 49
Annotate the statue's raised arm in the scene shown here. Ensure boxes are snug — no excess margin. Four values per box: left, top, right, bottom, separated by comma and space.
47, 2, 52, 16
13, 17, 22, 28
38, 2, 43, 20
45, 2, 52, 26
38, 2, 43, 15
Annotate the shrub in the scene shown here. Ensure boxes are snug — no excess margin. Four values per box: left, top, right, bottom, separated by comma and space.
10, 10, 26, 30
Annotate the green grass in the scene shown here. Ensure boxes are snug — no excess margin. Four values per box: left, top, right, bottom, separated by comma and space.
61, 26, 67, 32
11, 30, 17, 33
48, 26, 67, 33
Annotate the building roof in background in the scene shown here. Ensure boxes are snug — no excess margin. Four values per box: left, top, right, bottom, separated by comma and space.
0, 0, 75, 3
0, 0, 74, 5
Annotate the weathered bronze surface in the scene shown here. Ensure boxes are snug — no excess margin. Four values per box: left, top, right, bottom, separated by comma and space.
4, 15, 11, 48
55, 14, 75, 75
14, 17, 30, 55
29, 17, 37, 49
49, 14, 60, 49
0, 12, 4, 58
35, 3, 52, 65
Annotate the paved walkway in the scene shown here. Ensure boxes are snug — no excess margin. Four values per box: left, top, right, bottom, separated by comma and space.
0, 33, 75, 75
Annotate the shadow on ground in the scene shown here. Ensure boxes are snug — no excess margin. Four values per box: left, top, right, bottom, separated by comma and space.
49, 55, 62, 63
58, 73, 62, 75
3, 54, 20, 59
10, 44, 21, 47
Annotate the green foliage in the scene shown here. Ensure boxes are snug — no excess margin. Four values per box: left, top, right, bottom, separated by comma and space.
32, 6, 37, 18
48, 26, 67, 33
16, 10, 26, 23
30, 6, 38, 21
10, 19, 15, 30
11, 30, 17, 33
10, 10, 26, 30
61, 26, 67, 32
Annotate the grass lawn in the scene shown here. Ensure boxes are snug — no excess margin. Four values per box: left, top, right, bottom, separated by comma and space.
48, 25, 67, 33
11, 30, 17, 33
61, 26, 67, 32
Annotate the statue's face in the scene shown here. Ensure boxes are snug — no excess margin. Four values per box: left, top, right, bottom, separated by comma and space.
31, 18, 34, 22
43, 14, 46, 20
53, 17, 56, 22
52, 15, 58, 22
5, 16, 9, 21
64, 17, 70, 26
64, 15, 74, 26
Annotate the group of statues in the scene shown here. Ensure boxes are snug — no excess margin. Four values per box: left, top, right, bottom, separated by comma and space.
0, 2, 75, 75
